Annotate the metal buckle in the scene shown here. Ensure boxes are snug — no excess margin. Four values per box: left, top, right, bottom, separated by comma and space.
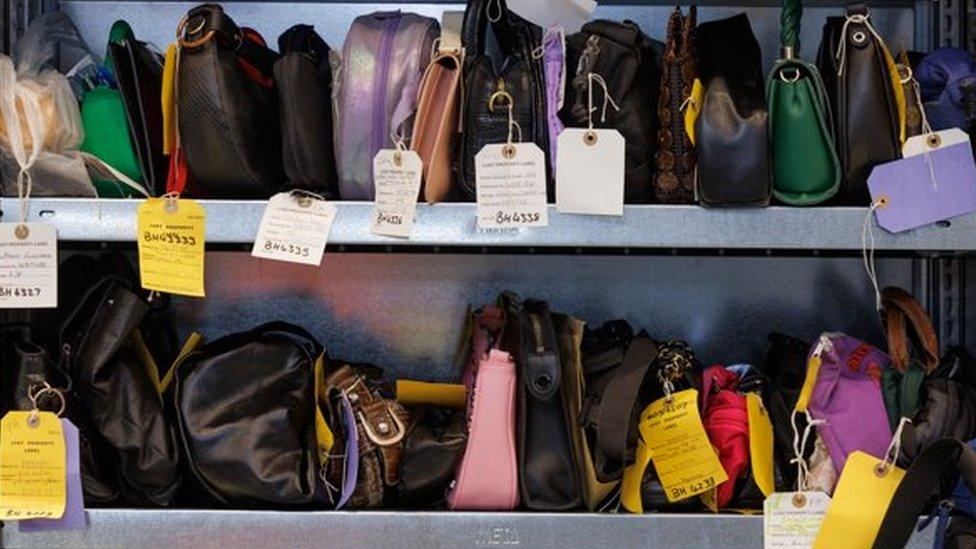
358, 405, 406, 447
177, 14, 215, 48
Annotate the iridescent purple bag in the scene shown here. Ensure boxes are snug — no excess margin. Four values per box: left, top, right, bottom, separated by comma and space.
334, 11, 438, 199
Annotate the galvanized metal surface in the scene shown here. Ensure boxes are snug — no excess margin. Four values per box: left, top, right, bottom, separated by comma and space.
58, 2, 914, 72
3, 198, 974, 250
0, 510, 938, 548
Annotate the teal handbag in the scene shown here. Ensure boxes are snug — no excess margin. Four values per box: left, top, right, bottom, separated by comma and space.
766, 0, 841, 206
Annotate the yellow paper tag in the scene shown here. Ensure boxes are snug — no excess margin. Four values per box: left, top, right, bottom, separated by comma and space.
639, 389, 728, 502
137, 198, 205, 297
0, 411, 67, 520
684, 79, 704, 145
813, 451, 905, 549
620, 437, 653, 514
747, 393, 775, 497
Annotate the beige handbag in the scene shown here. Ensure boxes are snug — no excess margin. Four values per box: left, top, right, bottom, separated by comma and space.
410, 13, 463, 203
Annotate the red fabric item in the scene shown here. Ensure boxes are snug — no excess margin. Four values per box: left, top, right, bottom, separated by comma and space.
701, 365, 750, 509
237, 28, 275, 88
166, 145, 189, 194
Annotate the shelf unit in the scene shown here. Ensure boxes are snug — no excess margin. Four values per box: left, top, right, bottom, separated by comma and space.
2, 0, 971, 547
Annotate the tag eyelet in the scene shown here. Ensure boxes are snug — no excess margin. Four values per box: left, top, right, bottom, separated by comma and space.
792, 492, 807, 508
14, 224, 29, 240
584, 130, 598, 146
502, 144, 517, 159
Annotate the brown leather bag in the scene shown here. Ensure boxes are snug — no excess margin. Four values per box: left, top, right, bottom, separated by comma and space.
411, 50, 463, 202
653, 6, 697, 203
881, 286, 939, 373
324, 363, 410, 508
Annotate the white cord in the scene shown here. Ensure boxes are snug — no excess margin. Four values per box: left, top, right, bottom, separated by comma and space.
862, 200, 883, 311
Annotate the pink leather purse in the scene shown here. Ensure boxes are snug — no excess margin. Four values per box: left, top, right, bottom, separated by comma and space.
446, 305, 519, 510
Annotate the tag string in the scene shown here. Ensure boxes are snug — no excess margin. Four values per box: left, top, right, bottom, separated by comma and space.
531, 26, 564, 60
506, 102, 523, 145
790, 410, 825, 491
835, 14, 887, 77
486, 0, 502, 22
878, 417, 912, 474
587, 72, 621, 131
862, 200, 884, 311
908, 75, 940, 192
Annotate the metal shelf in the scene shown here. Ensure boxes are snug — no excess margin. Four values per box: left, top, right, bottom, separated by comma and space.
3, 198, 975, 252
0, 510, 937, 548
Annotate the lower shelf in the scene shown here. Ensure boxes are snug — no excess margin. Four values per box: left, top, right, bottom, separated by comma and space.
1, 509, 937, 548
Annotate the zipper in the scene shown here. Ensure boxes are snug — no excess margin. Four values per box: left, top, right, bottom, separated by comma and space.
370, 12, 401, 157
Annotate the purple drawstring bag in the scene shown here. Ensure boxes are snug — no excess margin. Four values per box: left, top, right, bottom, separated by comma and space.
542, 26, 566, 177
334, 11, 438, 200
808, 333, 894, 473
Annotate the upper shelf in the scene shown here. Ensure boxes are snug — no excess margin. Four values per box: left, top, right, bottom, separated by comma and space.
3, 198, 974, 252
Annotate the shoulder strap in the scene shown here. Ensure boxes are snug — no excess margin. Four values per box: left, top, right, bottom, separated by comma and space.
873, 438, 976, 549
588, 336, 659, 477
882, 287, 940, 373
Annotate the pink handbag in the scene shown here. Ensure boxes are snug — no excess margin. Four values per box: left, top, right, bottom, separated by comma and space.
446, 305, 519, 510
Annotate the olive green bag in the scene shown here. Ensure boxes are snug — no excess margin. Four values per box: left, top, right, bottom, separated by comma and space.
766, 0, 841, 205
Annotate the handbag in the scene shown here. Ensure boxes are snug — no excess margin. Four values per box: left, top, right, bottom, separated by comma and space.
459, 0, 550, 200
274, 24, 339, 198
323, 362, 410, 509
397, 405, 467, 508
917, 48, 976, 132
561, 20, 663, 203
760, 332, 813, 491
767, 0, 841, 205
173, 322, 331, 507
502, 294, 582, 510
879, 286, 939, 429
335, 11, 438, 200
694, 14, 771, 207
816, 2, 904, 204
654, 6, 697, 204
174, 3, 283, 197
107, 20, 167, 195
60, 275, 182, 506
447, 305, 519, 510
411, 41, 463, 202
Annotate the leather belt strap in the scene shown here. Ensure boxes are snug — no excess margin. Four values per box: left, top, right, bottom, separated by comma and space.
873, 439, 976, 548
182, 4, 279, 77
882, 287, 939, 373
586, 336, 659, 481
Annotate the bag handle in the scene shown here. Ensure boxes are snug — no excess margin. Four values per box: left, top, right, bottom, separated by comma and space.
780, 0, 801, 55
462, 0, 516, 61
872, 438, 976, 548
881, 287, 939, 373
178, 4, 279, 77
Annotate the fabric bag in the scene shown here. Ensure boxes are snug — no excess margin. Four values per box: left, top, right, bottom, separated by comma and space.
502, 294, 582, 510
175, 3, 283, 197
561, 20, 663, 203
916, 48, 976, 132
694, 14, 771, 207
459, 0, 549, 200
335, 11, 438, 200
767, 0, 841, 205
447, 305, 519, 510
816, 2, 904, 204
654, 6, 697, 204
174, 322, 331, 507
274, 24, 340, 198
397, 405, 467, 508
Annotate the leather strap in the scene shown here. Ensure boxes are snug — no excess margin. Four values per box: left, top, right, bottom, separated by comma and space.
587, 336, 659, 478
882, 287, 939, 373
873, 439, 976, 549
182, 4, 279, 77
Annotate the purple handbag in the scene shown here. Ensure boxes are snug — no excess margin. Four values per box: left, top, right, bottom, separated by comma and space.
542, 26, 565, 177
335, 11, 438, 199
808, 333, 893, 473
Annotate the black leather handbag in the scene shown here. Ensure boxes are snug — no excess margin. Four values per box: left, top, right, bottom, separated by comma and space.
694, 14, 771, 207
173, 322, 328, 508
502, 294, 582, 510
459, 0, 549, 200
816, 3, 902, 204
274, 24, 339, 198
60, 276, 182, 506
561, 20, 663, 203
176, 4, 283, 198
397, 406, 467, 508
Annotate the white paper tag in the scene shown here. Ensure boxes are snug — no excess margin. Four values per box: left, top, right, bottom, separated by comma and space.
763, 491, 830, 549
903, 128, 971, 157
556, 128, 625, 215
508, 0, 596, 34
475, 143, 549, 230
371, 150, 422, 238
251, 193, 337, 266
0, 223, 57, 309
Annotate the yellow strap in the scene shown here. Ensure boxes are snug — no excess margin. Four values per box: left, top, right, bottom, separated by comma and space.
130, 329, 163, 395
159, 331, 205, 395
880, 42, 907, 144
684, 79, 704, 146
161, 43, 177, 155
396, 380, 467, 408
620, 437, 653, 514
314, 353, 334, 463
746, 393, 775, 497
794, 355, 822, 413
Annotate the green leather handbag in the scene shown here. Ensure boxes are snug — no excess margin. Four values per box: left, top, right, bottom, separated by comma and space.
766, 0, 841, 205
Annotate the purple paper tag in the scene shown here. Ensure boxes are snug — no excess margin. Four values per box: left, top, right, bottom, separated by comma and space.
19, 419, 87, 532
335, 394, 359, 509
868, 142, 976, 233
